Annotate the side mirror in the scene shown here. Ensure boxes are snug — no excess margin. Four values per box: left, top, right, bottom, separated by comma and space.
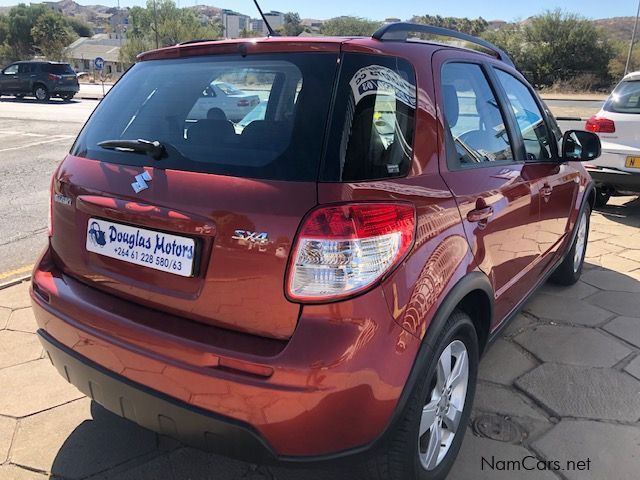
561, 130, 601, 162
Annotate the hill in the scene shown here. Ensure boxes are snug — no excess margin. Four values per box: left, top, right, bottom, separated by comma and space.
594, 16, 637, 42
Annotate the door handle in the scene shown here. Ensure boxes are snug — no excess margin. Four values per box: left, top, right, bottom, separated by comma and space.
467, 206, 494, 223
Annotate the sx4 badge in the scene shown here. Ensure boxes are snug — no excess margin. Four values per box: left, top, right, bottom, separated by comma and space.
232, 230, 269, 244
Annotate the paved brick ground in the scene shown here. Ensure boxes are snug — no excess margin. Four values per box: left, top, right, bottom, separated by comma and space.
1, 197, 639, 480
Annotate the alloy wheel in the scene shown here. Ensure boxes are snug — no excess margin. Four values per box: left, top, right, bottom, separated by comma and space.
573, 211, 587, 272
418, 339, 469, 471
35, 87, 47, 101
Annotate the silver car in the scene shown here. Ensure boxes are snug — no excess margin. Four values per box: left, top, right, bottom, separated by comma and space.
188, 81, 261, 122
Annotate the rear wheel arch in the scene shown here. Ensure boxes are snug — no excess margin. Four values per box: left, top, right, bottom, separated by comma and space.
420, 271, 493, 352
455, 288, 492, 355
384, 271, 493, 432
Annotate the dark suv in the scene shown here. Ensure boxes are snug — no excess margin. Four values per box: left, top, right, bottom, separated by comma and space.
0, 60, 79, 101
31, 23, 600, 480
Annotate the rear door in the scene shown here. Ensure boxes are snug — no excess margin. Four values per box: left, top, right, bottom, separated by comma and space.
17, 63, 35, 92
434, 52, 544, 323
51, 49, 340, 340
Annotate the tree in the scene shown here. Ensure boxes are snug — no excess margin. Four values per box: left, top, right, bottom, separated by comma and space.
4, 4, 49, 59
120, 0, 222, 63
66, 17, 94, 38
0, 4, 84, 62
320, 16, 381, 36
31, 11, 73, 60
483, 10, 614, 87
281, 12, 303, 36
240, 28, 263, 38
411, 15, 488, 36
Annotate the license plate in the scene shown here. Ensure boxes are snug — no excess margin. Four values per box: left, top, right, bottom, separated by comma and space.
625, 156, 640, 169
86, 218, 195, 277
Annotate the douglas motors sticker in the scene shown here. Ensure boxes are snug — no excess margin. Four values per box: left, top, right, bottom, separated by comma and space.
349, 65, 417, 108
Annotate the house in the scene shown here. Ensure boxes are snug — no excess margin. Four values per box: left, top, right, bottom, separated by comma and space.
64, 33, 124, 79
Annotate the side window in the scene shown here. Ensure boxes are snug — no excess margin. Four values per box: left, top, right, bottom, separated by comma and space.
3, 64, 18, 75
494, 69, 553, 161
441, 63, 513, 167
322, 54, 417, 181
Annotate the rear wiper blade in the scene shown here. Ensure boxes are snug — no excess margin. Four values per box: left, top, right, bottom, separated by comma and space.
98, 138, 166, 160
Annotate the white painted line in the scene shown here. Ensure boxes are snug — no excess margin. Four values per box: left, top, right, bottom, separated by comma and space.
0, 131, 73, 139
0, 137, 71, 152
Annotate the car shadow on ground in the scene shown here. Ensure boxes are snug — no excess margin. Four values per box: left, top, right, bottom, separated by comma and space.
47, 263, 640, 480
49, 401, 357, 480
0, 97, 78, 104
594, 195, 640, 227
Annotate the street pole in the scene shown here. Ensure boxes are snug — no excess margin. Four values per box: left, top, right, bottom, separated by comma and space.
625, 0, 640, 76
153, 0, 159, 49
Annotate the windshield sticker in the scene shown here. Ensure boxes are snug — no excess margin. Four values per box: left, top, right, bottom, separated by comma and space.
349, 65, 416, 109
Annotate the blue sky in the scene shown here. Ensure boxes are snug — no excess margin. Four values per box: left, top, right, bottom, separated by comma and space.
1, 0, 638, 20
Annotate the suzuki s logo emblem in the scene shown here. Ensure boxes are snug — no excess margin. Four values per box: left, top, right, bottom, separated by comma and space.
131, 171, 152, 193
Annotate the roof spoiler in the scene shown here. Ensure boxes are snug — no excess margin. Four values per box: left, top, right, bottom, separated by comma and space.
372, 22, 515, 68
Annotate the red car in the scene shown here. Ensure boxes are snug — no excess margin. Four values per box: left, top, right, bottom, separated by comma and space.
32, 23, 600, 480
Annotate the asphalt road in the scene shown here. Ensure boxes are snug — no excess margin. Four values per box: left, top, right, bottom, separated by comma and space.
0, 97, 97, 284
0, 97, 598, 284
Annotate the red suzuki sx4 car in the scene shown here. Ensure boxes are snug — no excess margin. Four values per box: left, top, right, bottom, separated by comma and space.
31, 23, 600, 480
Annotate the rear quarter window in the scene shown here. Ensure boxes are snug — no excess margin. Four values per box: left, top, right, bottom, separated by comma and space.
604, 80, 640, 114
48, 64, 75, 75
321, 54, 417, 182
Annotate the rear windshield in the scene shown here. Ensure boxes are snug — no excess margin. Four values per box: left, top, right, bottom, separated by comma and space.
49, 64, 75, 75
72, 53, 338, 181
71, 51, 417, 182
604, 80, 640, 114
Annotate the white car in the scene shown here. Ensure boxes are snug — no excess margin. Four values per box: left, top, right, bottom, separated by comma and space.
187, 81, 260, 122
584, 71, 640, 206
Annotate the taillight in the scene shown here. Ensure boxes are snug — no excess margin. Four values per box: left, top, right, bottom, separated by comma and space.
47, 73, 61, 81
585, 116, 615, 133
47, 165, 61, 236
287, 203, 416, 302
237, 99, 250, 107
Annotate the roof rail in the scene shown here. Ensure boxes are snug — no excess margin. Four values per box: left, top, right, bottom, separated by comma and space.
372, 22, 515, 68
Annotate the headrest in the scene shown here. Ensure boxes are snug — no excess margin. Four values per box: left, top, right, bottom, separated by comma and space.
207, 107, 227, 121
442, 85, 459, 127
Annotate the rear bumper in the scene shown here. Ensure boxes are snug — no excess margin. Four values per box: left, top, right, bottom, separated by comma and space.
586, 167, 640, 193
31, 245, 421, 460
51, 84, 80, 94
38, 329, 276, 463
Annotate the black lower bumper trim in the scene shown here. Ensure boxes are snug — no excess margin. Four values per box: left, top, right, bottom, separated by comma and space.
587, 169, 640, 193
37, 330, 278, 464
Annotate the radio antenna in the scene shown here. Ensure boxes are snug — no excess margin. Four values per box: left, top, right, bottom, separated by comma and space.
252, 0, 278, 36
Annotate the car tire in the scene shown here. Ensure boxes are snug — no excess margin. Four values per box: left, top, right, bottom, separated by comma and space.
550, 204, 590, 286
33, 85, 50, 102
364, 310, 479, 480
61, 94, 74, 101
594, 189, 610, 208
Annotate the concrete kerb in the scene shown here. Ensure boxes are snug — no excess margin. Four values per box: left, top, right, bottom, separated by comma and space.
0, 275, 31, 291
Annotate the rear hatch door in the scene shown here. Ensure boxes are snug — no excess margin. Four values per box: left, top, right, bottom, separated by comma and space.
51, 47, 340, 339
